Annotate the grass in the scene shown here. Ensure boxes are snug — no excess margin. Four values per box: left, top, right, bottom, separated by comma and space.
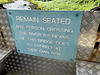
26, 0, 100, 10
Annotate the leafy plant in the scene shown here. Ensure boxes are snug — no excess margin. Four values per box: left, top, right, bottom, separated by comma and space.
27, 0, 100, 10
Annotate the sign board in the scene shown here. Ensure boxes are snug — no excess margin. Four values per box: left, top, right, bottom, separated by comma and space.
7, 10, 82, 62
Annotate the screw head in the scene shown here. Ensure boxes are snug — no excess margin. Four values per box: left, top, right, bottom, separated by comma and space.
76, 14, 79, 16
70, 59, 73, 61
18, 50, 20, 52
9, 12, 11, 15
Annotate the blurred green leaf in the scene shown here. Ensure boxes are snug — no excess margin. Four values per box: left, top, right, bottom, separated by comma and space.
27, 0, 100, 10
0, 0, 14, 4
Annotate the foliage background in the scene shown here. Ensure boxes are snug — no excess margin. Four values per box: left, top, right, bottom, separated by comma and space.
0, 0, 14, 4
26, 0, 100, 10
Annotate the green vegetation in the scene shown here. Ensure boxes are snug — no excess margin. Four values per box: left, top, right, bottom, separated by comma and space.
27, 0, 100, 10
0, 0, 14, 4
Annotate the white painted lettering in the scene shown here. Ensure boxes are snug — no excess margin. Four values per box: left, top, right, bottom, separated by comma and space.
56, 41, 69, 46
43, 33, 49, 37
16, 16, 39, 23
42, 17, 71, 25
47, 27, 73, 33
34, 44, 53, 49
38, 39, 53, 44
26, 26, 44, 31
20, 37, 25, 40
29, 32, 41, 37
19, 31, 26, 35
51, 52, 61, 56
27, 43, 33, 46
55, 47, 61, 50
16, 25, 24, 29
28, 38, 36, 42
27, 48, 38, 52
39, 50, 50, 54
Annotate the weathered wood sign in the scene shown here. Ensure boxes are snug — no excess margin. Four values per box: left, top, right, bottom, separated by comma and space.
7, 10, 82, 62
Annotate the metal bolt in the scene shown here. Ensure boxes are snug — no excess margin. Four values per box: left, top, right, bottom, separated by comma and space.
18, 50, 20, 52
70, 59, 73, 61
9, 12, 11, 15
76, 14, 79, 16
